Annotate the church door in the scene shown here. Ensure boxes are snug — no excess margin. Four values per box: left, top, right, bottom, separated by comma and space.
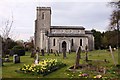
62, 41, 67, 49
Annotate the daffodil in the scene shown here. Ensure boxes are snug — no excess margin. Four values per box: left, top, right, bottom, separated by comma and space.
93, 76, 96, 78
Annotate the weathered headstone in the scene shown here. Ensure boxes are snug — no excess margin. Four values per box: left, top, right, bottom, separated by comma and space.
13, 54, 20, 64
47, 49, 50, 56
109, 46, 116, 66
34, 52, 39, 65
4, 55, 10, 62
85, 45, 88, 62
103, 68, 106, 74
41, 49, 44, 56
74, 46, 81, 69
62, 48, 67, 59
0, 58, 3, 66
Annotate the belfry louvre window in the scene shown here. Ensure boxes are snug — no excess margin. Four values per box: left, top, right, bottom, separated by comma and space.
71, 39, 74, 46
42, 12, 45, 19
80, 39, 82, 46
53, 39, 55, 46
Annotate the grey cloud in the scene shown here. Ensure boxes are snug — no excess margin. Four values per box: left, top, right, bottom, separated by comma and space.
0, 1, 113, 41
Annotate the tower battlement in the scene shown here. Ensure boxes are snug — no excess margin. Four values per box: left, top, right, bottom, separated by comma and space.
37, 7, 51, 10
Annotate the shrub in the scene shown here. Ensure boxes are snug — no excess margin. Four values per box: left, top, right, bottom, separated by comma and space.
10, 45, 25, 56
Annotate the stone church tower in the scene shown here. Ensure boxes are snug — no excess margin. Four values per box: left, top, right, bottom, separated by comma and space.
35, 7, 51, 50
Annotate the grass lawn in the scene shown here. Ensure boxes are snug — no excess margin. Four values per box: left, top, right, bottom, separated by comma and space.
1, 50, 120, 79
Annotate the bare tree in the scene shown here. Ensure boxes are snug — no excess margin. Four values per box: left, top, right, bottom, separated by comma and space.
108, 1, 120, 48
1, 14, 14, 57
108, 1, 120, 65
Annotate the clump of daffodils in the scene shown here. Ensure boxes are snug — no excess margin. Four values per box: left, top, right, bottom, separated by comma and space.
20, 59, 65, 75
94, 75, 102, 78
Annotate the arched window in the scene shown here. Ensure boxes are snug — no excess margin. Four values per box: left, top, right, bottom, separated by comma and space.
71, 39, 74, 46
80, 39, 82, 46
53, 39, 55, 46
42, 12, 45, 19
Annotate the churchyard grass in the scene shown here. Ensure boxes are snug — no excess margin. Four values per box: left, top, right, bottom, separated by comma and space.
2, 50, 119, 79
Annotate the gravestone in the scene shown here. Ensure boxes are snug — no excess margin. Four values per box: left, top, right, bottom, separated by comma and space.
74, 46, 81, 69
13, 54, 20, 63
41, 49, 44, 56
4, 55, 10, 62
47, 49, 50, 56
62, 48, 67, 59
109, 46, 116, 66
0, 58, 3, 66
34, 52, 39, 65
85, 45, 88, 62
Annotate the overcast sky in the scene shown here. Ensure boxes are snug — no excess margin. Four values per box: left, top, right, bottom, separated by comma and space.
0, 0, 114, 41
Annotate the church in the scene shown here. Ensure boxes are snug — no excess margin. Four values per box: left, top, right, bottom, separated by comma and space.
34, 7, 94, 52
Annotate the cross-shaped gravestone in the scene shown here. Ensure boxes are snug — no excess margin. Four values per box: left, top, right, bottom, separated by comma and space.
74, 46, 81, 69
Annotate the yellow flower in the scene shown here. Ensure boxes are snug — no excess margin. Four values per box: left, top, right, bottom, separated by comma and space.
37, 70, 39, 72
94, 75, 102, 78
93, 76, 96, 78
78, 74, 82, 77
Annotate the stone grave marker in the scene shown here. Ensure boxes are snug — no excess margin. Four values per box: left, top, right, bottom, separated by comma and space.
74, 46, 81, 69
13, 54, 20, 64
85, 45, 88, 62
62, 48, 67, 59
41, 49, 44, 56
4, 55, 10, 62
34, 52, 39, 65
47, 49, 50, 56
0, 58, 3, 66
109, 46, 116, 66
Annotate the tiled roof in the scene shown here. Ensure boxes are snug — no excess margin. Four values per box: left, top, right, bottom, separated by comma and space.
50, 26, 85, 30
